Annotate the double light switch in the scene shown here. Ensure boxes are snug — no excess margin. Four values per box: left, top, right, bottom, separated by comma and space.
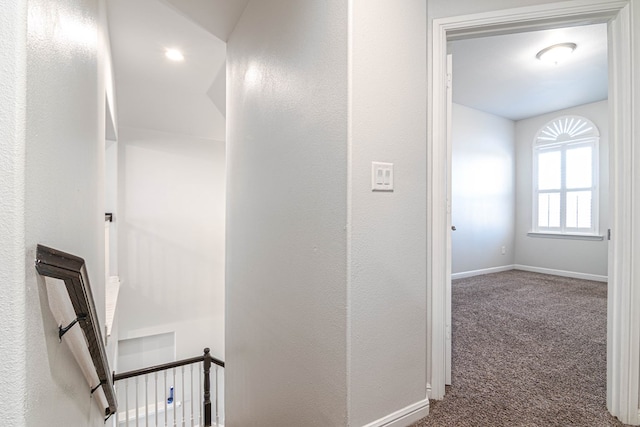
371, 162, 394, 191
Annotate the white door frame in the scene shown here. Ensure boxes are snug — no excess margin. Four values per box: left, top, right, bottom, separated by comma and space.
427, 1, 640, 424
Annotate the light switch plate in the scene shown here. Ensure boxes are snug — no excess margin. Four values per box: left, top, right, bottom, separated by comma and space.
372, 162, 394, 191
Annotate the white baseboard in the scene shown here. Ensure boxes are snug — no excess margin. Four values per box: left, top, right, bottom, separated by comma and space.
361, 398, 429, 427
513, 264, 608, 283
451, 265, 515, 280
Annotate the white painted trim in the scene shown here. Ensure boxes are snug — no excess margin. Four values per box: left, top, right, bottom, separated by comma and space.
513, 264, 608, 283
527, 232, 604, 241
451, 264, 608, 282
607, 3, 640, 424
429, 1, 639, 424
445, 53, 453, 387
451, 265, 515, 280
361, 398, 429, 427
442, 0, 629, 41
427, 6, 450, 400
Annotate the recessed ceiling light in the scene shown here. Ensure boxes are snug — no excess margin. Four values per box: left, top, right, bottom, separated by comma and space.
165, 48, 184, 62
536, 43, 577, 65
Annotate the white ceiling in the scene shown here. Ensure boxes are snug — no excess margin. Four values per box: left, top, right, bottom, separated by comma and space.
160, 0, 250, 43
107, 0, 248, 140
450, 23, 608, 121
107, 6, 608, 139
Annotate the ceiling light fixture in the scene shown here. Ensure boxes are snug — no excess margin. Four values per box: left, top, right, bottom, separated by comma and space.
536, 42, 577, 65
165, 48, 184, 62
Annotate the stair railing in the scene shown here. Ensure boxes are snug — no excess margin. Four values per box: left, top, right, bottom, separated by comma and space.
113, 348, 224, 427
35, 245, 118, 420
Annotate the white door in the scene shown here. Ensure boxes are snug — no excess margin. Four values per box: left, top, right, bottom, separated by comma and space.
445, 53, 453, 385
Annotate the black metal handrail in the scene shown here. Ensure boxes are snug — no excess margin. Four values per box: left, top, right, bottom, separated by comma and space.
35, 244, 117, 419
113, 348, 224, 426
113, 349, 224, 381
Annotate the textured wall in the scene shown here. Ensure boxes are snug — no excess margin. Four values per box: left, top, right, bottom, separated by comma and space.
226, 0, 349, 424
349, 0, 428, 424
514, 100, 609, 276
117, 127, 226, 361
428, 0, 560, 20
0, 0, 27, 425
23, 0, 109, 424
451, 103, 516, 274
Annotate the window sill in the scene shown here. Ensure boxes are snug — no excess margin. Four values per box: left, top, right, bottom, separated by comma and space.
527, 232, 604, 241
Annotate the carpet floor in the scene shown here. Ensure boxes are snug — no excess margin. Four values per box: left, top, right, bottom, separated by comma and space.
412, 270, 629, 427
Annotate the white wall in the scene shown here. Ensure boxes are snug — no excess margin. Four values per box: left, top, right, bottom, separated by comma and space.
226, 0, 349, 425
428, 0, 560, 20
102, 0, 118, 278
105, 139, 118, 275
350, 0, 428, 425
22, 0, 111, 424
0, 0, 27, 424
449, 100, 607, 278
514, 100, 609, 277
117, 126, 225, 361
452, 103, 516, 274
227, 0, 429, 425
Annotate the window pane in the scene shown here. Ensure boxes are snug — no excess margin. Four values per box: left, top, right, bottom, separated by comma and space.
538, 193, 560, 228
566, 191, 592, 229
566, 146, 592, 189
538, 151, 561, 190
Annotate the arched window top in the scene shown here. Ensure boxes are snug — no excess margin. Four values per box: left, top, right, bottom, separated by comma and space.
535, 115, 600, 146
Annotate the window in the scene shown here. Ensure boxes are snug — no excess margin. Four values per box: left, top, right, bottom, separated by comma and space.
532, 115, 599, 235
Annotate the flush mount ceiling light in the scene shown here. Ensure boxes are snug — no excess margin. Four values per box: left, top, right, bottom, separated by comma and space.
165, 48, 184, 62
536, 42, 577, 65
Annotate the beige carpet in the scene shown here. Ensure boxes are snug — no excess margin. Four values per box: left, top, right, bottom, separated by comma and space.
412, 270, 629, 427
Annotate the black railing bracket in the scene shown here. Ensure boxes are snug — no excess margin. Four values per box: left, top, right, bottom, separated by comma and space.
91, 380, 106, 395
58, 314, 87, 340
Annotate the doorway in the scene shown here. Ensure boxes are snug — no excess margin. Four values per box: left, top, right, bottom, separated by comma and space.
448, 23, 609, 384
428, 2, 639, 425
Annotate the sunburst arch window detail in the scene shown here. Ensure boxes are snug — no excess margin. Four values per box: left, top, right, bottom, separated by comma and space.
532, 115, 600, 235
536, 116, 600, 145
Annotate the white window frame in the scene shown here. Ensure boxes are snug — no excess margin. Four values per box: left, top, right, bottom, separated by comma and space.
531, 115, 600, 237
